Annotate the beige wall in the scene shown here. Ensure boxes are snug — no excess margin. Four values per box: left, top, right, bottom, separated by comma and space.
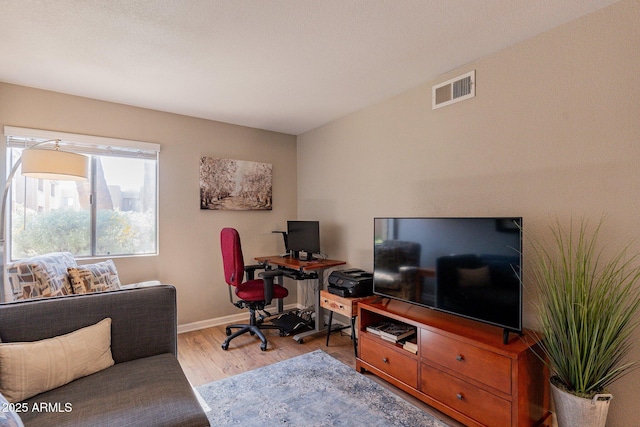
1, 0, 639, 423
297, 1, 640, 425
0, 82, 298, 325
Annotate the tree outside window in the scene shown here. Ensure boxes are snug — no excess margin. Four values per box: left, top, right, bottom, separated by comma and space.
9, 149, 157, 260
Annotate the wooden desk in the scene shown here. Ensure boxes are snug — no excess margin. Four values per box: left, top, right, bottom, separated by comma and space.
255, 255, 346, 343
255, 255, 346, 273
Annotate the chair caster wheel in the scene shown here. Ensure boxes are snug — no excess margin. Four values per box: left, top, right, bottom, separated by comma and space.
297, 339, 304, 344
260, 343, 267, 351
279, 331, 285, 337
221, 342, 229, 351
225, 328, 231, 336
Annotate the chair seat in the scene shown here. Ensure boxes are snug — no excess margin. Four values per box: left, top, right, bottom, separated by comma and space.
236, 279, 288, 302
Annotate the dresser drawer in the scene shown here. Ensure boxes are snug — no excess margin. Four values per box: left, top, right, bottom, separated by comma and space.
420, 329, 512, 394
421, 363, 511, 427
360, 334, 418, 388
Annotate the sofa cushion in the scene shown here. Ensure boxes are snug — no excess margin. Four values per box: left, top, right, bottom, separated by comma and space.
0, 318, 114, 403
67, 260, 121, 294
18, 353, 210, 427
5, 252, 77, 300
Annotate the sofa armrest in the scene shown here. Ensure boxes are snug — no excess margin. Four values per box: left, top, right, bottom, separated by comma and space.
0, 285, 177, 363
120, 280, 162, 289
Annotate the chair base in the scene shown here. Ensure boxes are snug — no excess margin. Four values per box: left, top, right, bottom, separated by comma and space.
221, 308, 286, 351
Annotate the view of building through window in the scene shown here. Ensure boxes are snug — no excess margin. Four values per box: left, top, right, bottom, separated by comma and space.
9, 149, 157, 260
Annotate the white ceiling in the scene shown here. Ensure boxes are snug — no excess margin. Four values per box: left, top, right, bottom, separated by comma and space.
0, 0, 621, 135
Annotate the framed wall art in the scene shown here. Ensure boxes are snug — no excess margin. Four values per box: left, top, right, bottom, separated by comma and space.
200, 157, 272, 210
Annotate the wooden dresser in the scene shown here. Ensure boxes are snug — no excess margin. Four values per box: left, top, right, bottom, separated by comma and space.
356, 299, 550, 427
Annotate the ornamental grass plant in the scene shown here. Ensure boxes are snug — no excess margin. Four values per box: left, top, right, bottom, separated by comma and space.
529, 218, 640, 398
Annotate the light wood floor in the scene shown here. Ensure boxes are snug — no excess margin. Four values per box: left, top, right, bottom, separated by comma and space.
177, 322, 463, 427
177, 323, 357, 387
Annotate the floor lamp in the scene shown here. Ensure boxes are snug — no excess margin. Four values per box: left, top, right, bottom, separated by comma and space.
1, 140, 89, 302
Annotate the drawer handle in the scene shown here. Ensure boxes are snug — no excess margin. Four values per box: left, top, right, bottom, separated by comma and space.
456, 355, 464, 362
456, 393, 464, 401
382, 357, 389, 364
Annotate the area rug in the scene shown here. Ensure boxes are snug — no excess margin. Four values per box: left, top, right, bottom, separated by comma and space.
195, 349, 449, 426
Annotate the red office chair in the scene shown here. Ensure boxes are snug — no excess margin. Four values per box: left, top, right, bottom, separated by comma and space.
220, 227, 288, 351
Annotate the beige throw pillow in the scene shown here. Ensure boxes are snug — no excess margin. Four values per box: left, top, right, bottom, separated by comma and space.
0, 318, 114, 403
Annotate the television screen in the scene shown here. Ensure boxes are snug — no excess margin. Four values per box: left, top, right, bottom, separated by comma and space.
287, 221, 320, 255
373, 217, 522, 334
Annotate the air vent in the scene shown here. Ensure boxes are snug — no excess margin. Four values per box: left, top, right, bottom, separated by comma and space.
432, 70, 475, 110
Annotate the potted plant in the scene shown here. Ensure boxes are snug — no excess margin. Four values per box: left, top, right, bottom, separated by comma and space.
529, 218, 640, 427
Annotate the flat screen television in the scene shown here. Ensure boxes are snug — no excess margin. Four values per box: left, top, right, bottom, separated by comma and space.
373, 217, 522, 343
287, 221, 320, 259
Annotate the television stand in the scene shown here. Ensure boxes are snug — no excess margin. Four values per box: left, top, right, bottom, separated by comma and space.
502, 328, 523, 345
356, 299, 550, 427
368, 295, 387, 304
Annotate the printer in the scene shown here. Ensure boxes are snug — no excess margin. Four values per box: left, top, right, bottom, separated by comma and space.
328, 269, 374, 297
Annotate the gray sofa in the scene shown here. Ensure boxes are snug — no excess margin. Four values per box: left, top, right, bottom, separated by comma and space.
0, 285, 210, 427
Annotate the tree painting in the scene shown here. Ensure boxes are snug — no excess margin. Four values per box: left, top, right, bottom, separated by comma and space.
200, 157, 272, 210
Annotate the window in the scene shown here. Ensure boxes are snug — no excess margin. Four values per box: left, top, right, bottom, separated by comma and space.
5, 127, 159, 261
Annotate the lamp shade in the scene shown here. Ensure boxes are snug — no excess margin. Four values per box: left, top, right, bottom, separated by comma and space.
21, 148, 89, 181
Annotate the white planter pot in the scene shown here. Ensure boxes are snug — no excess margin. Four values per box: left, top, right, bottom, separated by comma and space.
551, 382, 612, 427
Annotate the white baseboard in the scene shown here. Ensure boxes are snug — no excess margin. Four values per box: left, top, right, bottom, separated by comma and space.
177, 303, 302, 334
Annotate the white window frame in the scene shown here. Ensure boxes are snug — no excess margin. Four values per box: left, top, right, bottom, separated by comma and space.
4, 126, 160, 261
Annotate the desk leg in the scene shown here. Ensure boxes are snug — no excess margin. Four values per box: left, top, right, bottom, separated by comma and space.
325, 311, 334, 346
292, 270, 328, 343
351, 316, 357, 357
276, 274, 284, 314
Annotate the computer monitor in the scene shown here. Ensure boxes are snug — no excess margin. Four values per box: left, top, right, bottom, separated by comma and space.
287, 221, 320, 258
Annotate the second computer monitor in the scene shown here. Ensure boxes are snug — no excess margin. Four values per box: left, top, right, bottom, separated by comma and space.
287, 221, 320, 259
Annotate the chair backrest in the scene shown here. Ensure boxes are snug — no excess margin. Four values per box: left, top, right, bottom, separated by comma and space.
220, 228, 245, 287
